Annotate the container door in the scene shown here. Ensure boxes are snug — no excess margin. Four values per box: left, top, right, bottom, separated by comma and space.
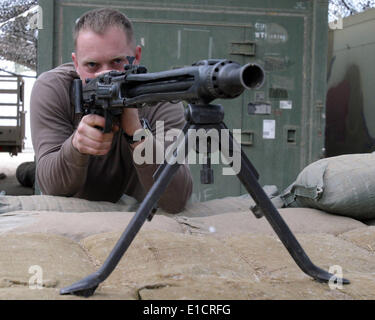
133, 22, 252, 202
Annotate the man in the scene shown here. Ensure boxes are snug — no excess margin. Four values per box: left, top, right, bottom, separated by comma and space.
30, 8, 192, 213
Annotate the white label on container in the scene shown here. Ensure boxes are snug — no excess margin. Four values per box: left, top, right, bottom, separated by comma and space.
280, 100, 292, 109
263, 120, 276, 139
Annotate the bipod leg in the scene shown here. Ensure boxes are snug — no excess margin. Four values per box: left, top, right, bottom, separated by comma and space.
221, 124, 349, 285
60, 124, 191, 297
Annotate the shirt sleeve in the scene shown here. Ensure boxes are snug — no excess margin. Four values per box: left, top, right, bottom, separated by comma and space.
30, 70, 89, 196
31, 68, 193, 213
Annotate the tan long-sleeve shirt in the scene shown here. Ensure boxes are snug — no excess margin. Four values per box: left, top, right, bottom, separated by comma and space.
30, 63, 192, 213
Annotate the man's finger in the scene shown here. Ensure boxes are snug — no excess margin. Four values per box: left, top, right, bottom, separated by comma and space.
73, 130, 113, 155
79, 124, 114, 143
82, 114, 119, 135
82, 114, 106, 128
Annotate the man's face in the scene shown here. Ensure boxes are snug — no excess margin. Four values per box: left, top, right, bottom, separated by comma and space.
72, 26, 141, 83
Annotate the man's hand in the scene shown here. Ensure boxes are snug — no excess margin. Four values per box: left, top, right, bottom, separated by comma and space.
93, 69, 143, 142
77, 70, 143, 152
72, 114, 116, 155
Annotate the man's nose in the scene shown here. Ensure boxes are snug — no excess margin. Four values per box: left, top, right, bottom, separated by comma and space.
101, 64, 113, 72
94, 65, 114, 78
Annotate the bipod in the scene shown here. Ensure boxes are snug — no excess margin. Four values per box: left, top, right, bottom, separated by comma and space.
60, 103, 349, 297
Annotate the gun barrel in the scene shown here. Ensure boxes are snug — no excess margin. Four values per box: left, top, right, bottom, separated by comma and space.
120, 60, 265, 107
211, 61, 264, 99
241, 63, 265, 89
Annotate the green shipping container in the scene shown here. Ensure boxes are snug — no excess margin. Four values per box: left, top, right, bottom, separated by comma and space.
37, 0, 329, 202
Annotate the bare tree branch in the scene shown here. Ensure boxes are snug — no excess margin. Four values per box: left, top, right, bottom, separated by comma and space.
0, 0, 37, 70
329, 0, 375, 21
0, 0, 37, 24
341, 0, 356, 13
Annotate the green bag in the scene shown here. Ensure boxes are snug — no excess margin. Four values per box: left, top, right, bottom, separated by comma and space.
280, 153, 375, 220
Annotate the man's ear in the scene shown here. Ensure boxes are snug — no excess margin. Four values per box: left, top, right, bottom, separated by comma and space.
134, 45, 142, 65
72, 52, 80, 75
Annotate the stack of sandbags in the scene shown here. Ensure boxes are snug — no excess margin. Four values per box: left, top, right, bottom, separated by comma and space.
1, 194, 375, 299
2, 225, 375, 300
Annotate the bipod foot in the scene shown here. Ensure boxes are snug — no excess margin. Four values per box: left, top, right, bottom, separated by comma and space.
303, 264, 350, 285
60, 273, 101, 297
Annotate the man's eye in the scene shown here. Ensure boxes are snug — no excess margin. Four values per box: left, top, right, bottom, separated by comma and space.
87, 62, 97, 69
113, 59, 123, 65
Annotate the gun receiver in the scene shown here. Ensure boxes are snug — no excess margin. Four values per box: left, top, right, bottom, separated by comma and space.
74, 59, 265, 132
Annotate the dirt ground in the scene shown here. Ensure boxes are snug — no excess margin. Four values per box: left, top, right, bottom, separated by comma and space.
0, 151, 35, 196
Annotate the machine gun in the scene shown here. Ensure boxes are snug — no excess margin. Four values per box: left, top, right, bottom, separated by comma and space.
62, 59, 349, 297
73, 59, 264, 132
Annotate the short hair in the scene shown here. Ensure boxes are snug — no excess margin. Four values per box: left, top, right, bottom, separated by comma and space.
73, 8, 135, 49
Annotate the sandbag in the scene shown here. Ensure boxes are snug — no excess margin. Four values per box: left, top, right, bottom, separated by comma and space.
280, 153, 375, 219
0, 194, 139, 214
4, 207, 366, 241
176, 207, 365, 237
